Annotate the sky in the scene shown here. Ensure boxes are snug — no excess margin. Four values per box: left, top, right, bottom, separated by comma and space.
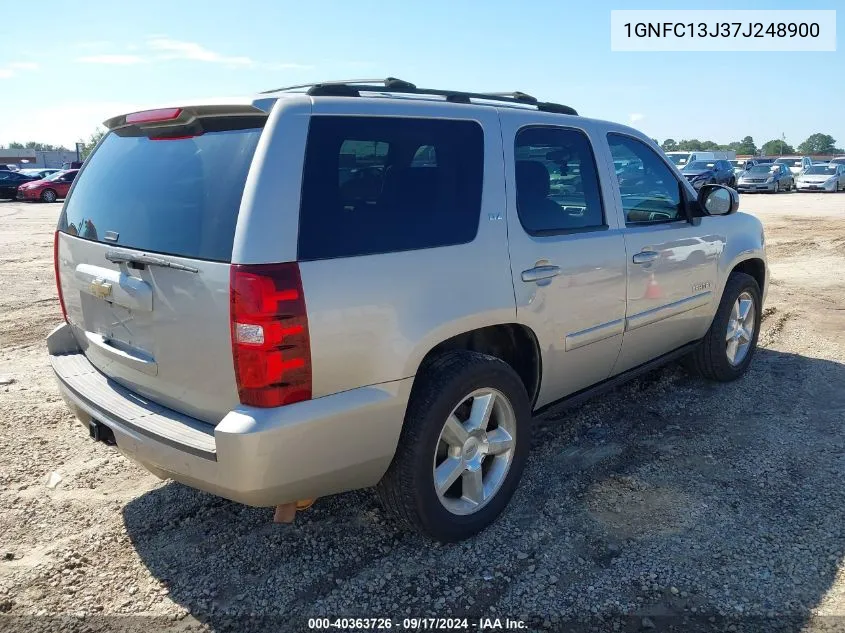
0, 0, 842, 150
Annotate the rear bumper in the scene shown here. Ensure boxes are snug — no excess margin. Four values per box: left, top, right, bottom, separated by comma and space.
47, 323, 411, 506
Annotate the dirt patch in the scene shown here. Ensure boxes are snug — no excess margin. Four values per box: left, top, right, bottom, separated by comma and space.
1, 196, 845, 631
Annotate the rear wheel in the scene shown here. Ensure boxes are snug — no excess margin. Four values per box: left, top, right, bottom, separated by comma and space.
686, 272, 761, 382
41, 189, 57, 203
377, 351, 531, 542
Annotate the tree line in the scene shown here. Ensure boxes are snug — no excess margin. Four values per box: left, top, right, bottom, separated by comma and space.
4, 131, 842, 160
1, 129, 106, 159
3, 141, 71, 152
660, 133, 842, 157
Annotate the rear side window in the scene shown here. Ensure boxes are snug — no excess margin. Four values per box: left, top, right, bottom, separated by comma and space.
298, 116, 483, 260
59, 124, 263, 262
514, 126, 605, 234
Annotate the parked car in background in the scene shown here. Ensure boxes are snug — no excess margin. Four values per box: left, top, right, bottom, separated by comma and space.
0, 164, 20, 172
47, 81, 768, 542
795, 163, 845, 192
0, 170, 39, 199
665, 150, 736, 169
774, 156, 812, 176
729, 159, 758, 179
682, 159, 736, 189
828, 157, 845, 166
16, 169, 79, 202
19, 168, 61, 180
737, 163, 794, 193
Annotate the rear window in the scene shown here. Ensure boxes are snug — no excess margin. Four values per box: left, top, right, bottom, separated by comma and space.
298, 116, 483, 260
59, 125, 263, 262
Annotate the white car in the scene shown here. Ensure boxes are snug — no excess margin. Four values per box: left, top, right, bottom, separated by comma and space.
774, 156, 813, 176
795, 163, 845, 192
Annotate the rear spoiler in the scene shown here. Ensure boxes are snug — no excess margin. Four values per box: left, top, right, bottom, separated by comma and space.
103, 101, 275, 132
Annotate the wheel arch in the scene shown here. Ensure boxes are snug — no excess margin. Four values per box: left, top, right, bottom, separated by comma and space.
730, 257, 766, 297
413, 323, 542, 409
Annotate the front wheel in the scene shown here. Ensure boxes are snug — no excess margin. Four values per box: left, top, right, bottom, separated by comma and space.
686, 272, 761, 382
377, 351, 531, 542
41, 189, 57, 203
771, 181, 780, 194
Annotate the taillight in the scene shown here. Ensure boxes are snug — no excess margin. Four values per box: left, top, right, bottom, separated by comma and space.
53, 231, 68, 323
230, 263, 312, 408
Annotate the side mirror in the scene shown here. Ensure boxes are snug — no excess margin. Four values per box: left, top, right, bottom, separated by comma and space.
698, 184, 738, 216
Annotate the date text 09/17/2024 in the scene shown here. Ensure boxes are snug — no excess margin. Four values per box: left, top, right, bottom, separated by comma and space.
307, 617, 527, 630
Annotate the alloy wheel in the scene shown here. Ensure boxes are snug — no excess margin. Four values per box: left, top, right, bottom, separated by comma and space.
432, 388, 516, 516
726, 291, 756, 366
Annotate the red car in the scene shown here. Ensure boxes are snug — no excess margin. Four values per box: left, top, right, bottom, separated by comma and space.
17, 169, 79, 203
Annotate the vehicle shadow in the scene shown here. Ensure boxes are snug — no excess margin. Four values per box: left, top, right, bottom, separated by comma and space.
123, 348, 845, 632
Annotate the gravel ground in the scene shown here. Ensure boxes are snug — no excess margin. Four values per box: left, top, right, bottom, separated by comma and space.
1, 193, 844, 633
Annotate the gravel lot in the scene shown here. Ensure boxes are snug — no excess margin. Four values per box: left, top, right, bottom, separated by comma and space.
1, 193, 844, 633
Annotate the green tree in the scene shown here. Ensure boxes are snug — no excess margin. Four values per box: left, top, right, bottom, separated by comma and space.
8, 142, 24, 149
797, 133, 837, 155
77, 128, 106, 160
761, 139, 794, 156
661, 139, 678, 151
729, 136, 757, 155
22, 141, 69, 151
678, 139, 703, 151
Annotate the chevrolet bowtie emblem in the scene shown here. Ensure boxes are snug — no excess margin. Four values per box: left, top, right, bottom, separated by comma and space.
89, 278, 113, 299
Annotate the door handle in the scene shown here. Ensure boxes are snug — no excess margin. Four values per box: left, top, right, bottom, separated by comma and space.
632, 250, 660, 265
521, 265, 562, 283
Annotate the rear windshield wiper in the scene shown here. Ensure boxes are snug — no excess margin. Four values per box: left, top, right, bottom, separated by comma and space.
105, 251, 199, 273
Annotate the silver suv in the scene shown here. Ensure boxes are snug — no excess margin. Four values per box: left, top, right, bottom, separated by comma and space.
48, 78, 768, 542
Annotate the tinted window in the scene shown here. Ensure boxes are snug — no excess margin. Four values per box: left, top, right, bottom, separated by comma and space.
298, 116, 483, 260
59, 125, 262, 261
513, 127, 604, 234
608, 134, 684, 224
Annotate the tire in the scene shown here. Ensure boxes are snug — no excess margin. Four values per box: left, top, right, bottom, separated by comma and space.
729, 177, 736, 189
771, 181, 780, 194
376, 350, 531, 542
41, 189, 57, 203
686, 272, 761, 382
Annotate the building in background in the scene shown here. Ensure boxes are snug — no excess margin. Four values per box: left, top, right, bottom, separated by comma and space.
0, 148, 79, 169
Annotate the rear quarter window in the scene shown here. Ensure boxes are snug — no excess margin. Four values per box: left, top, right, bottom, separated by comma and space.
298, 116, 484, 260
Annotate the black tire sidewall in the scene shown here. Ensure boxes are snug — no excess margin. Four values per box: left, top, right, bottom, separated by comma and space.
409, 355, 531, 541
704, 273, 762, 380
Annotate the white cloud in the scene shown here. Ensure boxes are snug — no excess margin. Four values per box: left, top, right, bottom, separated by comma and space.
0, 61, 39, 79
77, 55, 148, 65
146, 37, 254, 67
629, 113, 645, 123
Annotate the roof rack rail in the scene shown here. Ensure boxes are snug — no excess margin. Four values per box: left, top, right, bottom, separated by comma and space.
259, 77, 577, 115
